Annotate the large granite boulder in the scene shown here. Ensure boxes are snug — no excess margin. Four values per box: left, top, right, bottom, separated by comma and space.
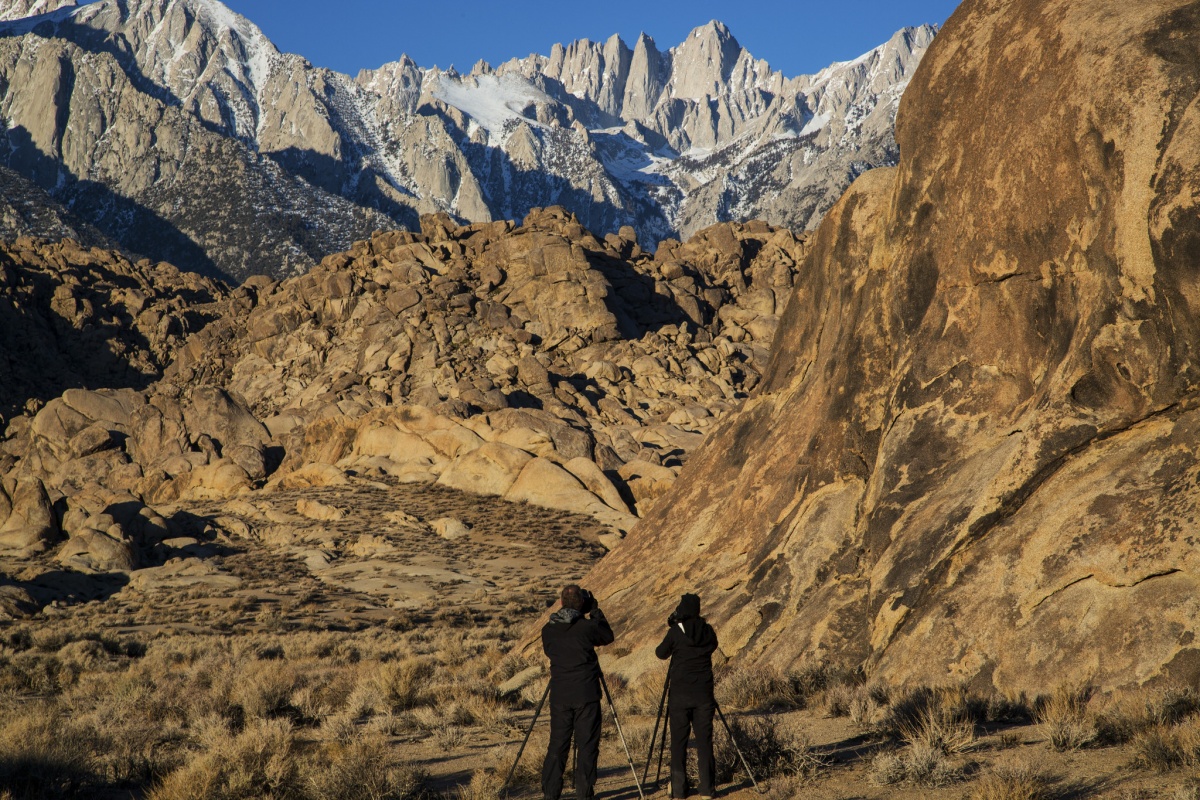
586, 0, 1200, 692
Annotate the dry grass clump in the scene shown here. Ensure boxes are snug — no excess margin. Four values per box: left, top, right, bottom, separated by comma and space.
968, 760, 1055, 800
1093, 686, 1200, 746
869, 685, 981, 788
1035, 682, 1096, 751
454, 769, 505, 800
1131, 716, 1200, 771
486, 727, 549, 791
148, 718, 304, 800
717, 661, 858, 712
877, 685, 979, 742
0, 708, 99, 798
616, 668, 669, 716
308, 736, 432, 800
703, 714, 825, 785
870, 741, 963, 789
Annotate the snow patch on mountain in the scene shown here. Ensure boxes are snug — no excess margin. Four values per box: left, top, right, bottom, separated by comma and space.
430, 73, 553, 139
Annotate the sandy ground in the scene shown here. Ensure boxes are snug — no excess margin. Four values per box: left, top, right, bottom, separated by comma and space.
3, 478, 1199, 799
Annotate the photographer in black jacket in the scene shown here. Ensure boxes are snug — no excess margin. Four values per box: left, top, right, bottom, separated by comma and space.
541, 584, 614, 800
655, 593, 718, 800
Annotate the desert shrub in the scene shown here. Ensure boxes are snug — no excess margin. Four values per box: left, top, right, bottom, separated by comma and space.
0, 709, 98, 798
618, 669, 669, 716
969, 760, 1053, 800
0, 652, 74, 696
878, 685, 978, 746
869, 741, 961, 788
434, 725, 466, 749
1035, 683, 1095, 751
985, 691, 1034, 724
486, 728, 548, 790
308, 736, 430, 800
233, 661, 302, 722
148, 718, 303, 800
455, 769, 503, 800
488, 652, 533, 685
1177, 780, 1200, 800
717, 666, 802, 711
868, 687, 976, 789
701, 715, 824, 786
901, 706, 976, 755
368, 659, 434, 711
1095, 686, 1200, 746
1132, 717, 1200, 771
824, 683, 855, 718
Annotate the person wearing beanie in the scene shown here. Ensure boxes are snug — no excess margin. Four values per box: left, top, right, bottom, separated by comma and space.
655, 592, 719, 799
541, 584, 614, 800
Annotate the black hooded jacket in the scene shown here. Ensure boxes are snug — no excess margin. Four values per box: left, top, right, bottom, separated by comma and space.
655, 595, 718, 708
541, 607, 615, 706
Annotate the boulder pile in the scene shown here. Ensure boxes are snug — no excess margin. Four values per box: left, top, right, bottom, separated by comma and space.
0, 208, 807, 585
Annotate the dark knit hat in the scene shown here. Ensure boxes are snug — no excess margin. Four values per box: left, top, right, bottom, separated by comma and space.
675, 593, 701, 620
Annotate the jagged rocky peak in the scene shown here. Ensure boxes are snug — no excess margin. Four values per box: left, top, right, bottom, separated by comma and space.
0, 0, 74, 21
667, 20, 745, 100
622, 32, 668, 121
0, 0, 939, 279
543, 33, 632, 121
356, 53, 424, 112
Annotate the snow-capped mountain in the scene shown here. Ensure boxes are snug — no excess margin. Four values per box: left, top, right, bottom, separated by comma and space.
0, 0, 935, 281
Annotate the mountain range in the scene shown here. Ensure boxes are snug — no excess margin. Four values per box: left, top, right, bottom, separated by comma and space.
0, 0, 935, 282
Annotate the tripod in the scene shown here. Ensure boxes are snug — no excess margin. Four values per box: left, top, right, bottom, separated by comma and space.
500, 671, 646, 799
645, 671, 762, 794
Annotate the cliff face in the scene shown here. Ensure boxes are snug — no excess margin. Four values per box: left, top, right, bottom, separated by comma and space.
587, 0, 1200, 692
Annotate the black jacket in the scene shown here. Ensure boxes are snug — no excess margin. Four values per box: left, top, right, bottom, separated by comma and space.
656, 616, 718, 708
541, 607, 615, 705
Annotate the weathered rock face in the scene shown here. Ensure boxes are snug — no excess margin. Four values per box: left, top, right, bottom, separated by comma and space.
588, 0, 1200, 692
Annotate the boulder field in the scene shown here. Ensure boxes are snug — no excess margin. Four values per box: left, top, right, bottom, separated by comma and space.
586, 0, 1200, 693
0, 208, 807, 581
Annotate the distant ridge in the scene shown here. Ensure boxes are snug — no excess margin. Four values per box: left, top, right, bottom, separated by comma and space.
0, 0, 934, 281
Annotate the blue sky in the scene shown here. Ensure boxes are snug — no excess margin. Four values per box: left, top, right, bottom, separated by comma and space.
219, 1, 962, 79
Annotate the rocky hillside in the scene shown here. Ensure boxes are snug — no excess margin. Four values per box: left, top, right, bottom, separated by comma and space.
0, 210, 806, 575
0, 0, 930, 281
585, 0, 1200, 693
0, 237, 225, 421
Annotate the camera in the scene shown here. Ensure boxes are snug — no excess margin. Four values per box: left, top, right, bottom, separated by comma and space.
580, 588, 597, 614
667, 611, 679, 627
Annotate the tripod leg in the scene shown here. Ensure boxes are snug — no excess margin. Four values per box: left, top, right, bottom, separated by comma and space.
656, 696, 669, 787
500, 681, 551, 797
714, 702, 761, 793
600, 671, 647, 800
642, 673, 669, 786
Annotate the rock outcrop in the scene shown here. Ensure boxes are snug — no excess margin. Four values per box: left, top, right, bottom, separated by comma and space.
586, 0, 1200, 693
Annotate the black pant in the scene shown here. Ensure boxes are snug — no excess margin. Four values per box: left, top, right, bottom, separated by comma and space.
669, 703, 714, 798
542, 701, 602, 800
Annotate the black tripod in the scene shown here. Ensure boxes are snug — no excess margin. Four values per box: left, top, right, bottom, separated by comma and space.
500, 672, 646, 799
644, 672, 762, 794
